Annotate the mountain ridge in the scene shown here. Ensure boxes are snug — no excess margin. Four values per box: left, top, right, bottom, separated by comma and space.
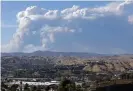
1, 50, 111, 57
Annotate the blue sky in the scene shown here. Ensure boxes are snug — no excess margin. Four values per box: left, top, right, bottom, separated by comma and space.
1, 1, 133, 54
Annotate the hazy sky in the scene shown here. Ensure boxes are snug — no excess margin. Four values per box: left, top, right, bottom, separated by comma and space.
1, 1, 133, 54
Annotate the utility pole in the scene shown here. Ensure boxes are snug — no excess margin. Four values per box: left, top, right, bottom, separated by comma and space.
20, 81, 22, 91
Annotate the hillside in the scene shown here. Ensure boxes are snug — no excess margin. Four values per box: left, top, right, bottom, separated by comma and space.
1, 53, 133, 75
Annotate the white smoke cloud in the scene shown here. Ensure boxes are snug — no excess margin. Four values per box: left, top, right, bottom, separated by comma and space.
128, 15, 133, 24
2, 1, 133, 53
23, 44, 45, 53
40, 25, 76, 48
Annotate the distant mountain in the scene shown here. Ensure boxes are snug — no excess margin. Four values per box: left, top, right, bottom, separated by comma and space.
1, 51, 108, 57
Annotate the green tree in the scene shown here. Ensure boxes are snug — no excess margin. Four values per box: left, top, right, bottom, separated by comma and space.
45, 86, 50, 91
1, 82, 8, 89
31, 86, 37, 91
24, 83, 30, 91
76, 85, 83, 91
10, 84, 19, 91
58, 78, 76, 91
36, 86, 42, 91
